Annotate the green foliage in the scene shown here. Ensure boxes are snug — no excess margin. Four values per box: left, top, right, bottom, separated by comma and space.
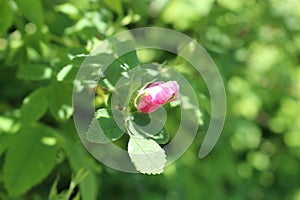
87, 108, 124, 143
102, 0, 123, 16
48, 81, 73, 121
128, 136, 166, 175
3, 124, 57, 196
0, 0, 13, 36
17, 64, 53, 80
1, 0, 300, 199
20, 87, 48, 124
132, 113, 169, 144
13, 0, 44, 27
63, 133, 99, 200
48, 169, 89, 200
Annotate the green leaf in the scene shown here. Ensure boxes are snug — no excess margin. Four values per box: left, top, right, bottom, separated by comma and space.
20, 87, 48, 124
86, 108, 124, 144
49, 81, 73, 121
65, 169, 89, 200
48, 170, 89, 200
0, 0, 13, 36
132, 113, 169, 144
57, 64, 78, 82
133, 112, 151, 126
0, 134, 12, 156
5, 45, 27, 66
150, 128, 169, 145
102, 59, 127, 86
63, 135, 98, 200
75, 53, 114, 89
101, 40, 140, 86
55, 3, 79, 18
57, 55, 92, 83
128, 136, 166, 175
0, 116, 21, 134
161, 0, 214, 30
17, 63, 53, 80
3, 124, 58, 197
48, 176, 60, 200
115, 40, 140, 69
103, 0, 123, 15
13, 0, 44, 27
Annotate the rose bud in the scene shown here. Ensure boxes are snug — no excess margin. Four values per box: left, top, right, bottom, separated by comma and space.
135, 81, 180, 113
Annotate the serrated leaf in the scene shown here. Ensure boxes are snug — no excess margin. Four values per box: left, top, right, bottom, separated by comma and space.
3, 124, 58, 197
20, 87, 48, 124
49, 81, 73, 121
0, 0, 13, 36
17, 63, 53, 80
86, 109, 124, 143
13, 0, 44, 27
128, 136, 166, 175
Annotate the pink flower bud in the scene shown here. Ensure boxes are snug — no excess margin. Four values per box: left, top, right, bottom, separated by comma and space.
136, 81, 180, 113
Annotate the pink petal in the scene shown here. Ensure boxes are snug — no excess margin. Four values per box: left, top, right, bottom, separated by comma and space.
136, 80, 180, 113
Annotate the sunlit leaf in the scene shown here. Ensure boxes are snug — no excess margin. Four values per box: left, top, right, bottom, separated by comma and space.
3, 124, 58, 197
20, 87, 48, 124
128, 136, 166, 175
0, 116, 21, 134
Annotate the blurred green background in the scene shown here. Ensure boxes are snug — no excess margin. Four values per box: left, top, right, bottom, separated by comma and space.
1, 0, 300, 199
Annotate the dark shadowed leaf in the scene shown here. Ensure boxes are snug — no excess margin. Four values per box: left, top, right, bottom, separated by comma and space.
132, 113, 169, 144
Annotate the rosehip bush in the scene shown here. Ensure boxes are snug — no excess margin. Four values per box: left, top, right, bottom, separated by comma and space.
0, 0, 300, 199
